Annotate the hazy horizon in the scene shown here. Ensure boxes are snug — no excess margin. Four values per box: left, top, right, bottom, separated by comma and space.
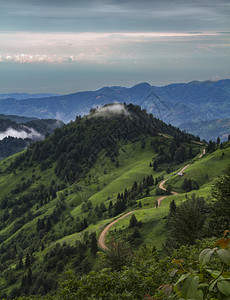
1, 0, 230, 94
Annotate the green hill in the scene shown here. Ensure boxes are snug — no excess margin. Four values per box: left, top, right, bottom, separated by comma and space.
0, 103, 229, 299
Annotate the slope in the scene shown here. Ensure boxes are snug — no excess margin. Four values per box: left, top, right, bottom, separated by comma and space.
0, 103, 227, 299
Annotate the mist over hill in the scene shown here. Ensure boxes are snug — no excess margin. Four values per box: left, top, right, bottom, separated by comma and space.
0, 79, 229, 141
0, 115, 64, 159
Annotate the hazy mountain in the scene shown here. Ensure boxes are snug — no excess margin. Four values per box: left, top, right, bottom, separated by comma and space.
0, 93, 59, 100
0, 79, 229, 140
180, 118, 230, 142
0, 114, 38, 123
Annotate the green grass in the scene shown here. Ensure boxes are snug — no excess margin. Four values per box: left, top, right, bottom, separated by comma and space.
0, 136, 228, 277
166, 147, 230, 193
70, 138, 158, 217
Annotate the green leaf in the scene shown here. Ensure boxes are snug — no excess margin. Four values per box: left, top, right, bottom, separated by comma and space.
181, 276, 203, 300
174, 273, 190, 286
199, 248, 215, 265
206, 269, 224, 279
217, 249, 230, 265
169, 268, 178, 277
217, 281, 230, 296
209, 279, 217, 292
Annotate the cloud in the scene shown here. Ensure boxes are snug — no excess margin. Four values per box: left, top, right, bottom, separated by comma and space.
0, 126, 43, 140
1, 0, 229, 33
0, 31, 226, 65
92, 103, 130, 117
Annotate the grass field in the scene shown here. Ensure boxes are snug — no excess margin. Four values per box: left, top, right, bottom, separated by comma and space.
0, 136, 229, 262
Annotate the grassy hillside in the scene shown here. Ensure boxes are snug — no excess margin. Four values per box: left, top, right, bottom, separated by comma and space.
0, 104, 229, 299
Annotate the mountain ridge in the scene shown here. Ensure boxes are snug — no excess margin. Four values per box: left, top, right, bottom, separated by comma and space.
0, 79, 229, 140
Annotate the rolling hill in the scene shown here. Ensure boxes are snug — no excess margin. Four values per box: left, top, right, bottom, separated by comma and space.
0, 103, 229, 299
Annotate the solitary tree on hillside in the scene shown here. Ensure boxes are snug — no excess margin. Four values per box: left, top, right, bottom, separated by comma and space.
129, 214, 138, 228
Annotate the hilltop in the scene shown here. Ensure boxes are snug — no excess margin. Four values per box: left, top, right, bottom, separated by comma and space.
0, 104, 229, 299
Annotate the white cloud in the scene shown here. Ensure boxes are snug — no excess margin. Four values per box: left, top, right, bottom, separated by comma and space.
92, 103, 130, 117
0, 127, 43, 140
0, 31, 225, 65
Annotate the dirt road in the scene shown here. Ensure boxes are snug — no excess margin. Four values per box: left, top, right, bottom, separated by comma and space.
199, 149, 206, 158
98, 155, 203, 250
157, 163, 191, 205
98, 211, 134, 250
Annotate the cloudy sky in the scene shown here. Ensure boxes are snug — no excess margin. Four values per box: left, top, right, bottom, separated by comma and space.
0, 0, 229, 94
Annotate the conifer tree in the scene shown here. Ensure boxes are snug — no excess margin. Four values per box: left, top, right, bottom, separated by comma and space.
129, 214, 138, 228
90, 232, 98, 256
167, 197, 206, 248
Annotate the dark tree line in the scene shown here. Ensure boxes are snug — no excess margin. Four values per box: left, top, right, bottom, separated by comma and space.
7, 104, 198, 184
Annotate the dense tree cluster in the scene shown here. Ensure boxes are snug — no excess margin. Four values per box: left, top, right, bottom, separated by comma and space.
1, 238, 94, 299
166, 194, 209, 248
152, 137, 200, 172
208, 165, 230, 236
0, 137, 29, 159
8, 104, 197, 184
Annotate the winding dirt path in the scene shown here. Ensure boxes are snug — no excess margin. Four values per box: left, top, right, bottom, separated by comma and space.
98, 149, 205, 250
157, 164, 191, 205
98, 211, 134, 250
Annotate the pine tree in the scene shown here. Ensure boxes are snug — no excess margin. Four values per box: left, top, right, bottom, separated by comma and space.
167, 197, 206, 248
45, 217, 52, 232
153, 161, 157, 171
129, 214, 138, 228
27, 267, 32, 286
132, 181, 138, 191
25, 253, 30, 268
169, 200, 177, 216
169, 140, 177, 158
108, 201, 113, 217
90, 232, 98, 255
83, 218, 88, 230
132, 227, 141, 238
189, 147, 193, 158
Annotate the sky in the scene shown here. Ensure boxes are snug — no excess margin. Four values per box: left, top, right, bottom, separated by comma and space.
0, 0, 230, 94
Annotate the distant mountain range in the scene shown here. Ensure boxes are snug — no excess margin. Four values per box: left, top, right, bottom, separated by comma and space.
180, 118, 230, 142
0, 79, 229, 140
0, 93, 59, 100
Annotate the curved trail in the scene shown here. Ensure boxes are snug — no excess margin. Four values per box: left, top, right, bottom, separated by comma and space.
98, 151, 205, 250
98, 211, 134, 250
157, 164, 191, 205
